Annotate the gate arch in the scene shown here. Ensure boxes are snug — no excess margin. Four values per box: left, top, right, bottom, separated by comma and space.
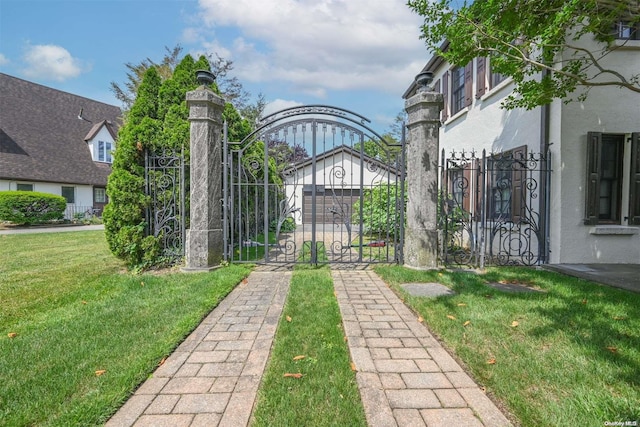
223, 105, 405, 265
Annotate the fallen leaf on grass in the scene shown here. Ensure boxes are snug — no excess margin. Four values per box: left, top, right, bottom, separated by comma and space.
140, 282, 144, 287
457, 303, 467, 307
343, 336, 348, 342
283, 373, 303, 379
581, 299, 587, 304
417, 316, 424, 323
7, 332, 17, 338
463, 321, 471, 327
158, 357, 167, 366
95, 370, 106, 376
606, 346, 618, 353
511, 321, 519, 328
293, 355, 305, 361
81, 301, 87, 305
350, 362, 357, 371
487, 358, 496, 365
242, 278, 248, 285
286, 316, 292, 322
447, 315, 457, 320
613, 316, 626, 320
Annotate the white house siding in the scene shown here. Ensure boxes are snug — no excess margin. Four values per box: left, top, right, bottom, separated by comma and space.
0, 179, 95, 219
284, 150, 396, 225
548, 38, 640, 264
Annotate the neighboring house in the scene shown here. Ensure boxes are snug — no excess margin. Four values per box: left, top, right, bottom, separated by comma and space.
283, 145, 398, 225
0, 73, 121, 218
404, 29, 640, 265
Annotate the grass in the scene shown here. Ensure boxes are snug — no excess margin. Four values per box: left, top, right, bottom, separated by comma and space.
252, 257, 367, 425
374, 265, 640, 426
0, 231, 251, 427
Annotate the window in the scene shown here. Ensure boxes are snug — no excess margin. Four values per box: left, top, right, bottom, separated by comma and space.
94, 187, 107, 204
614, 21, 639, 40
490, 70, 507, 89
61, 186, 75, 203
451, 66, 466, 115
585, 132, 640, 225
98, 140, 113, 163
16, 183, 33, 191
488, 146, 527, 222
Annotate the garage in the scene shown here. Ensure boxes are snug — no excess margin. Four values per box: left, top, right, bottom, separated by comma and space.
302, 185, 361, 224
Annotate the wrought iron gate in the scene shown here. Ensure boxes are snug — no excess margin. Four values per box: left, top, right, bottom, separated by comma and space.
144, 147, 186, 263
223, 105, 405, 265
439, 148, 551, 268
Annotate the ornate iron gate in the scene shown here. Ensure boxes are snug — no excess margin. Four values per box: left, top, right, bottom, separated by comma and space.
144, 147, 187, 263
223, 105, 405, 265
439, 148, 551, 268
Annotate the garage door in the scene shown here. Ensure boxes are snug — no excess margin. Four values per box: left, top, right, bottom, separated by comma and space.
302, 185, 361, 224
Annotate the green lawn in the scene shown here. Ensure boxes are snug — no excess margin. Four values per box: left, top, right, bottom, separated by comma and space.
0, 231, 251, 427
374, 265, 640, 426
252, 265, 367, 427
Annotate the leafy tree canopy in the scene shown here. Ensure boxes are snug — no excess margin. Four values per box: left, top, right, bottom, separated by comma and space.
408, 0, 640, 109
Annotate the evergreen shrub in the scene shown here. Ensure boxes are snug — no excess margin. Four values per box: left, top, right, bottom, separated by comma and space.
0, 191, 67, 225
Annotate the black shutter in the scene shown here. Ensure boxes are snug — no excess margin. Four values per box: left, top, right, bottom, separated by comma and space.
442, 72, 449, 122
584, 132, 602, 225
511, 146, 527, 223
476, 57, 486, 98
464, 61, 473, 107
629, 132, 640, 225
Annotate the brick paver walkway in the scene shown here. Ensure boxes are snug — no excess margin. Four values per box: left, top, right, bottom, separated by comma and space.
105, 270, 291, 427
333, 269, 512, 427
106, 267, 512, 427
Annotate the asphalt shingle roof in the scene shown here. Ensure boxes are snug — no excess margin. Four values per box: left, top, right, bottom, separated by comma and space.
0, 73, 122, 186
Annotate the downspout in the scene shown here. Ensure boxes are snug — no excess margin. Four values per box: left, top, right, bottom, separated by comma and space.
539, 69, 551, 264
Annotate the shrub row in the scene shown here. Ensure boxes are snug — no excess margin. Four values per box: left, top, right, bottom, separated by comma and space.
0, 191, 67, 225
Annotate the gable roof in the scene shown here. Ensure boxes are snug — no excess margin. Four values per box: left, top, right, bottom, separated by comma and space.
0, 73, 122, 186
284, 144, 399, 177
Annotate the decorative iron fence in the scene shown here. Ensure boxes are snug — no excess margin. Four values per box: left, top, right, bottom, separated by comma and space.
145, 147, 187, 263
439, 148, 551, 268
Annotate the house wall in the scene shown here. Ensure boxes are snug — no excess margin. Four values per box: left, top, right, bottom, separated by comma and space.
548, 38, 640, 264
284, 152, 397, 225
0, 180, 96, 219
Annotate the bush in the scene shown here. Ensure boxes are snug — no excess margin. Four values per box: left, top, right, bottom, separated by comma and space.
0, 191, 67, 225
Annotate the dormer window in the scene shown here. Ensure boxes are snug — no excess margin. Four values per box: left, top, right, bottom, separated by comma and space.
98, 140, 112, 163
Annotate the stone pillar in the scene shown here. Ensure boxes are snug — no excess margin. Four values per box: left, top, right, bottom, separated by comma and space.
183, 86, 225, 271
404, 82, 443, 270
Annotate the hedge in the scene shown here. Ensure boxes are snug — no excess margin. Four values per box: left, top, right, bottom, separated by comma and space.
0, 191, 67, 225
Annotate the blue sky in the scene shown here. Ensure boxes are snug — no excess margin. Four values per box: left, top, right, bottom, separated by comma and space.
0, 0, 429, 134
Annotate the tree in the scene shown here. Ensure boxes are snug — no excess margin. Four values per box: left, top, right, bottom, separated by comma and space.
407, 0, 640, 109
110, 45, 252, 112
354, 135, 402, 164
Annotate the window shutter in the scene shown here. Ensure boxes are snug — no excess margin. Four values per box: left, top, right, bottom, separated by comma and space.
629, 132, 640, 225
464, 62, 473, 107
433, 78, 441, 93
476, 57, 486, 98
584, 132, 602, 225
511, 146, 527, 223
442, 72, 449, 122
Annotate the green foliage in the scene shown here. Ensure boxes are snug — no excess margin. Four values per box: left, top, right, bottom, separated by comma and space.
105, 53, 252, 269
407, 0, 640, 109
0, 191, 66, 225
354, 135, 402, 164
352, 183, 406, 235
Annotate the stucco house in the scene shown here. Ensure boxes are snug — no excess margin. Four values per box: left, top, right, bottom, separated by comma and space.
404, 28, 640, 265
0, 73, 121, 218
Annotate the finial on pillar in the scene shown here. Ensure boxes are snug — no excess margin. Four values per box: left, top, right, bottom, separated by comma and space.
195, 69, 216, 86
415, 71, 434, 93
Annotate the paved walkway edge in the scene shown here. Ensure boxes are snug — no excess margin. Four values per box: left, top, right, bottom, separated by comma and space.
106, 270, 291, 427
333, 270, 512, 427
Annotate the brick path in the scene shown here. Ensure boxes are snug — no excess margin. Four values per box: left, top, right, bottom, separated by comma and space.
105, 270, 290, 427
333, 269, 512, 427
106, 267, 512, 427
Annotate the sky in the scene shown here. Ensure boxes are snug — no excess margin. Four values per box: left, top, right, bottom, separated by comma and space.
0, 0, 431, 134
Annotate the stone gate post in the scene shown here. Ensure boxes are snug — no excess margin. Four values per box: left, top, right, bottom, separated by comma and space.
183, 80, 225, 271
404, 73, 443, 269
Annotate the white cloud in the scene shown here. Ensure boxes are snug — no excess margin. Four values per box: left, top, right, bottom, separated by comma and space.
263, 98, 303, 117
0, 53, 9, 66
22, 44, 86, 81
196, 0, 427, 98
